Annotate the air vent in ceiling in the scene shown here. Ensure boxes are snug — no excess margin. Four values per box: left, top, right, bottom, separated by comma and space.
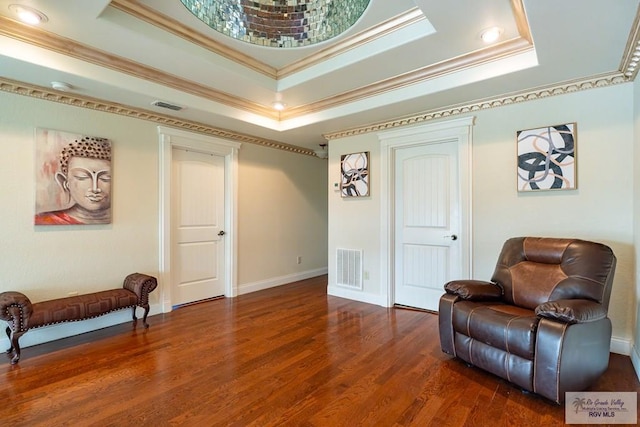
151, 100, 184, 111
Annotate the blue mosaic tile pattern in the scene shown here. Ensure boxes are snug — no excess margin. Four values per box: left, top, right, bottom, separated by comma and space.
180, 0, 370, 48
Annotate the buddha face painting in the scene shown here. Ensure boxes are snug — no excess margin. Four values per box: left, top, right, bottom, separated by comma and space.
35, 131, 112, 225
61, 156, 112, 214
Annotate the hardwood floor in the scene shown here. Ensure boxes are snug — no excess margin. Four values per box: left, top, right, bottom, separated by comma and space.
1, 275, 638, 426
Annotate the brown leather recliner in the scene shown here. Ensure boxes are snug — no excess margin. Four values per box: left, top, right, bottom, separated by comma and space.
438, 237, 616, 403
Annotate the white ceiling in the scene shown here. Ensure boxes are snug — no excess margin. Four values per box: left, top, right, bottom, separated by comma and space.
0, 0, 639, 155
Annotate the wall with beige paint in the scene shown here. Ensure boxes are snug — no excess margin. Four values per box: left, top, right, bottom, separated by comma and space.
327, 83, 636, 354
0, 92, 160, 300
0, 90, 328, 348
237, 142, 328, 292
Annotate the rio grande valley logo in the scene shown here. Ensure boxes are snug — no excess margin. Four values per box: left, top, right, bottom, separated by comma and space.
566, 392, 637, 424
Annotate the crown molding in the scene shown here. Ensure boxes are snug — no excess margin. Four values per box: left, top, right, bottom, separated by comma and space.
510, 0, 532, 44
619, 4, 640, 80
0, 3, 535, 122
0, 77, 314, 156
281, 36, 533, 119
109, 0, 277, 78
111, 1, 425, 81
275, 0, 531, 115
277, 8, 426, 78
107, 2, 532, 120
2, 0, 635, 154
0, 14, 278, 120
323, 72, 629, 140
0, 71, 630, 156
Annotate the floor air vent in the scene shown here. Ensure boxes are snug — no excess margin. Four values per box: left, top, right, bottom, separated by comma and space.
336, 248, 362, 290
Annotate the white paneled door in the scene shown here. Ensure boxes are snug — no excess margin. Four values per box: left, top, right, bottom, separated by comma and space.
394, 141, 461, 311
172, 148, 226, 306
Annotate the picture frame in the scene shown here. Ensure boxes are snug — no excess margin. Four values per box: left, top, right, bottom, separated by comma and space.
340, 151, 369, 197
517, 123, 577, 191
35, 128, 112, 225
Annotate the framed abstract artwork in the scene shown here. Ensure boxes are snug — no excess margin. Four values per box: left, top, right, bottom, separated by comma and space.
35, 128, 112, 225
517, 123, 577, 191
340, 151, 369, 197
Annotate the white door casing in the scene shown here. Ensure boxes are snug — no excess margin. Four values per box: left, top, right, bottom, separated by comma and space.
158, 126, 241, 312
378, 116, 474, 310
393, 141, 459, 311
172, 148, 225, 305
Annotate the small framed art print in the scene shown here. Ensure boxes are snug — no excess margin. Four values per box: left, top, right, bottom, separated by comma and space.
517, 123, 576, 191
340, 151, 369, 197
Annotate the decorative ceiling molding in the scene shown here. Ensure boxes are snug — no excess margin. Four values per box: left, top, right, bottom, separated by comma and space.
620, 5, 640, 80
510, 0, 532, 44
110, 0, 424, 80
109, 0, 277, 78
0, 14, 278, 119
280, 36, 533, 119
276, 7, 425, 78
323, 72, 629, 140
1, 0, 635, 155
0, 77, 315, 156
0, 10, 533, 122
0, 70, 630, 157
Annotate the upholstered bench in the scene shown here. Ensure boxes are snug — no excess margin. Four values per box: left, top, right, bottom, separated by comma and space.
0, 272, 157, 364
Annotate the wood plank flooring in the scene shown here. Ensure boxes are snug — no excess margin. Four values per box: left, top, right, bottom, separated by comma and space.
1, 275, 638, 426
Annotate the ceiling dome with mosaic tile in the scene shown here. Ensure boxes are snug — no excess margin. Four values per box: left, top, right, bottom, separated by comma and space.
179, 0, 371, 48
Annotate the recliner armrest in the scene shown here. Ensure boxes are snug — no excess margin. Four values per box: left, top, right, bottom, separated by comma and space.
535, 299, 607, 324
444, 280, 502, 301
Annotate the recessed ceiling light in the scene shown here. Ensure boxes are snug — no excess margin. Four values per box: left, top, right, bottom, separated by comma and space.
480, 27, 503, 44
8, 4, 48, 25
272, 101, 287, 111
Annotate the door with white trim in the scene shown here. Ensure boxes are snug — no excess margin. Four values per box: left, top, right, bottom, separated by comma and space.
171, 148, 225, 305
394, 140, 461, 311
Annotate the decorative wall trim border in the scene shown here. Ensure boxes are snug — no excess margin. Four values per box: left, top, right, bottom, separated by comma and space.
1, 70, 630, 156
323, 72, 629, 140
0, 77, 315, 156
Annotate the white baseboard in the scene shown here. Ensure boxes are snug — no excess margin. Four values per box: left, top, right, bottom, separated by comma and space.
1, 302, 162, 350
610, 336, 632, 356
327, 285, 389, 307
237, 268, 328, 295
631, 343, 640, 382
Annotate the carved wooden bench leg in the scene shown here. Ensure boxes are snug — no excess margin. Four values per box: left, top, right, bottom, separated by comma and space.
5, 326, 13, 354
142, 304, 150, 329
6, 327, 24, 364
131, 305, 150, 328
